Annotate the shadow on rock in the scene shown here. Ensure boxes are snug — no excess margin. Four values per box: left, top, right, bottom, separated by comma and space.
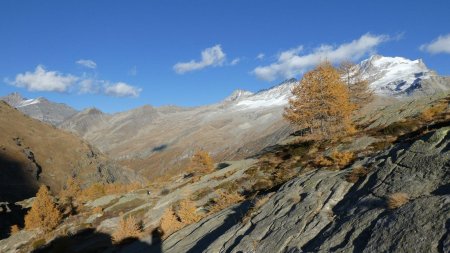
31, 228, 161, 253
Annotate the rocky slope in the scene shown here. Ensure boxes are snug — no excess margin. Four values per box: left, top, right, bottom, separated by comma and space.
0, 93, 78, 125
1, 92, 447, 253
136, 123, 450, 253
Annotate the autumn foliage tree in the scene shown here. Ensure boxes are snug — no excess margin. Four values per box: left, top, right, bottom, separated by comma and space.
59, 177, 81, 215
338, 61, 374, 110
284, 62, 355, 138
25, 185, 62, 232
188, 150, 215, 174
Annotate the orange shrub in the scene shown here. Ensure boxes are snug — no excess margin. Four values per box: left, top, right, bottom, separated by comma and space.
160, 208, 184, 238
188, 150, 215, 174
160, 199, 204, 238
314, 151, 354, 170
177, 200, 202, 224
346, 166, 369, 183
112, 215, 142, 243
387, 192, 409, 209
25, 185, 62, 231
330, 151, 354, 167
9, 225, 20, 236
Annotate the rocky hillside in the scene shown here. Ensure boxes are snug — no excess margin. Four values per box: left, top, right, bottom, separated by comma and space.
1, 91, 448, 253
1, 93, 78, 125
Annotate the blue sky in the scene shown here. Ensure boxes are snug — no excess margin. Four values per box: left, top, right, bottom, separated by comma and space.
1, 0, 449, 113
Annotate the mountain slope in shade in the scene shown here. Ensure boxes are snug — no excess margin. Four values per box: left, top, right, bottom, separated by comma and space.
0, 101, 138, 203
0, 92, 78, 125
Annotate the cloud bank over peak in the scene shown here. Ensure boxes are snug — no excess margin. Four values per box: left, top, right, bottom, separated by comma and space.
252, 33, 390, 81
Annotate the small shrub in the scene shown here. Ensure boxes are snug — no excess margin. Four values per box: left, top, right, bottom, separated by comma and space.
160, 188, 170, 196
346, 166, 369, 183
209, 190, 244, 213
25, 185, 62, 232
92, 206, 103, 214
330, 151, 354, 168
80, 183, 105, 201
160, 208, 184, 238
314, 151, 354, 170
381, 121, 418, 136
387, 193, 409, 209
9, 225, 20, 236
32, 238, 46, 250
176, 200, 202, 224
252, 179, 273, 191
59, 177, 81, 202
215, 180, 240, 193
112, 215, 143, 243
188, 150, 215, 174
191, 187, 213, 201
159, 199, 203, 238
59, 178, 82, 216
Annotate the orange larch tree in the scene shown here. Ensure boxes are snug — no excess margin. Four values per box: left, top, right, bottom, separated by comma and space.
284, 62, 355, 138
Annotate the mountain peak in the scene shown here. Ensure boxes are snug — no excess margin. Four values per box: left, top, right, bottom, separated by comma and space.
358, 55, 436, 96
224, 89, 254, 102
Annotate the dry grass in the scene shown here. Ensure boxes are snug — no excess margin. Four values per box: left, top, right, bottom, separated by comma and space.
251, 179, 274, 191
209, 190, 244, 213
420, 102, 448, 121
346, 166, 369, 183
387, 192, 409, 209
112, 215, 143, 243
313, 151, 354, 170
79, 182, 142, 202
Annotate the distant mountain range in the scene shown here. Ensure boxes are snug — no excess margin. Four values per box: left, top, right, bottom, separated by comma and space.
0, 92, 77, 125
2, 55, 449, 178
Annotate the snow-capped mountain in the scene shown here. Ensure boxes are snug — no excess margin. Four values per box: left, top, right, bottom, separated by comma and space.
233, 78, 297, 109
232, 55, 449, 111
357, 55, 444, 96
0, 92, 78, 125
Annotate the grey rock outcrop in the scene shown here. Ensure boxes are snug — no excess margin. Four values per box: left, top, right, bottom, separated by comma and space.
147, 127, 449, 253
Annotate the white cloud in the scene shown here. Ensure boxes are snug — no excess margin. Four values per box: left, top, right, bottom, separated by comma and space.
7, 65, 141, 97
8, 65, 78, 92
420, 34, 450, 54
256, 53, 265, 60
230, 58, 240, 65
252, 33, 389, 81
76, 59, 97, 69
104, 82, 141, 97
174, 44, 226, 74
